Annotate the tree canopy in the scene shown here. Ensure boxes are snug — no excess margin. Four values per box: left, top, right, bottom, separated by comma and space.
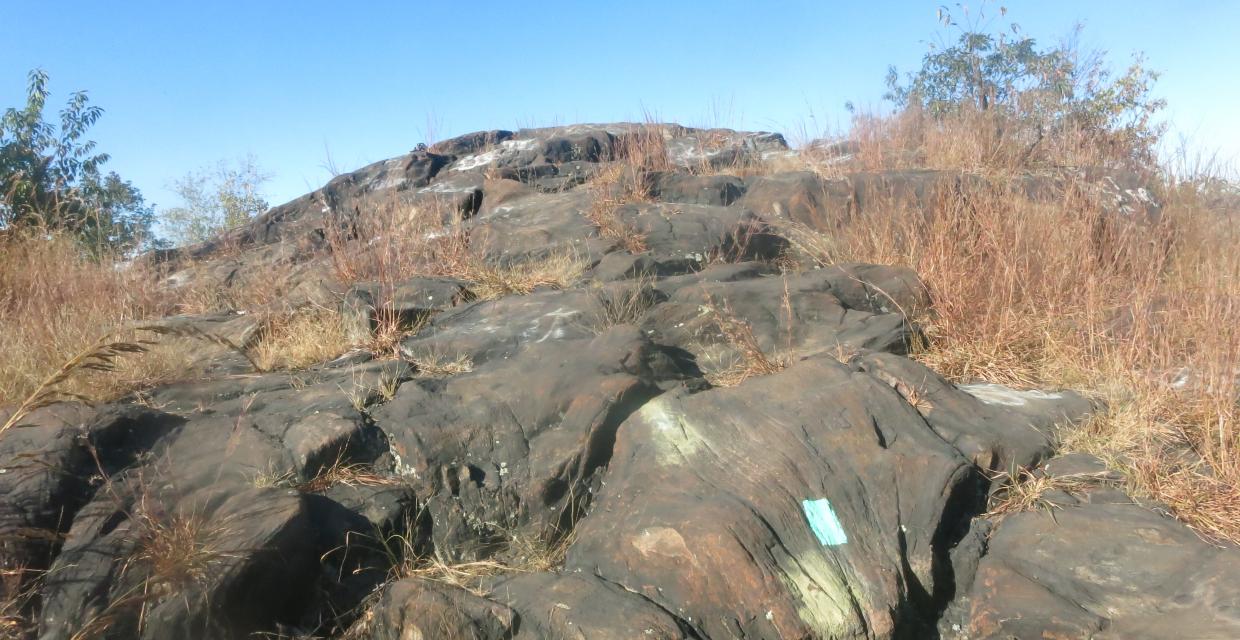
884, 4, 1166, 166
1, 69, 156, 251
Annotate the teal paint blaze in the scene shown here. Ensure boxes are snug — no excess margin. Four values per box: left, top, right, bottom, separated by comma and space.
802, 498, 848, 546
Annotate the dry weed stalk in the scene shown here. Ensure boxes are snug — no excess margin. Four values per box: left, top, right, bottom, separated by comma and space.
702, 298, 791, 387
845, 104, 1153, 173
580, 121, 677, 253
325, 195, 585, 304
1, 323, 253, 437
985, 468, 1115, 520
296, 459, 401, 494
0, 231, 295, 408
1, 232, 165, 406
0, 565, 40, 639
585, 164, 648, 254
586, 277, 660, 331
128, 508, 222, 598
461, 250, 586, 300
166, 256, 298, 316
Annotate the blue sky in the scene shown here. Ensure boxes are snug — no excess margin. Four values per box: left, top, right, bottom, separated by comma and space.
2, 1, 1237, 208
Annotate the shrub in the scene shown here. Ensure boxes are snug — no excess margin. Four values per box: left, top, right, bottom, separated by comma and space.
159, 155, 270, 247
882, 4, 1165, 170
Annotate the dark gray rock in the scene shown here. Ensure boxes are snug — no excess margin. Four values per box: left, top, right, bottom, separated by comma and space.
341, 276, 471, 344
650, 172, 747, 206
464, 188, 608, 262
741, 171, 852, 227
858, 354, 1093, 471
0, 404, 97, 600
955, 500, 1240, 639
486, 572, 695, 639
363, 578, 516, 640
18, 121, 1193, 640
616, 202, 787, 272
373, 326, 685, 561
31, 367, 406, 639
397, 288, 602, 367
0, 405, 182, 605
643, 265, 928, 369
428, 129, 514, 157
39, 480, 323, 640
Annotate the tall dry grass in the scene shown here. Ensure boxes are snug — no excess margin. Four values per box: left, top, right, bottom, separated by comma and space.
780, 111, 1240, 540
250, 306, 350, 371
847, 103, 1159, 174
0, 231, 193, 406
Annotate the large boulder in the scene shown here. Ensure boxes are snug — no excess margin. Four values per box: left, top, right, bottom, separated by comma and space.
943, 455, 1240, 639
561, 353, 1076, 638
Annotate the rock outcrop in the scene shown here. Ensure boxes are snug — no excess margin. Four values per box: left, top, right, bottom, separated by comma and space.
2, 124, 1231, 639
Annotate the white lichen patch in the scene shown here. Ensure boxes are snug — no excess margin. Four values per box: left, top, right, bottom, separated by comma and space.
451, 138, 538, 172
641, 397, 707, 464
389, 442, 419, 478
453, 148, 503, 171
502, 138, 538, 151
958, 382, 1064, 407
418, 181, 475, 194
518, 307, 581, 344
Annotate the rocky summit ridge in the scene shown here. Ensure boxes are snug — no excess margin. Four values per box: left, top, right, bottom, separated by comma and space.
2, 123, 1236, 639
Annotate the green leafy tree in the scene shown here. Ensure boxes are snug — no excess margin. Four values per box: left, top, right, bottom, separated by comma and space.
160, 156, 269, 247
1, 69, 156, 251
884, 3, 1165, 166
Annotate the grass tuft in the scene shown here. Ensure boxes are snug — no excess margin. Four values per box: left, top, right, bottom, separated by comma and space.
250, 307, 351, 371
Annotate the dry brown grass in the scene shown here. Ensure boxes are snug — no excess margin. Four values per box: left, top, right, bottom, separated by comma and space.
616, 121, 674, 175
0, 231, 309, 412
0, 232, 186, 407
61, 497, 227, 640
378, 527, 574, 599
296, 459, 402, 494
585, 277, 660, 332
463, 250, 586, 300
585, 163, 648, 254
984, 466, 1118, 520
781, 110, 1240, 540
0, 566, 38, 640
580, 122, 678, 253
402, 349, 474, 378
128, 509, 221, 598
249, 307, 351, 371
160, 253, 301, 318
324, 195, 586, 351
327, 197, 586, 303
846, 103, 1154, 173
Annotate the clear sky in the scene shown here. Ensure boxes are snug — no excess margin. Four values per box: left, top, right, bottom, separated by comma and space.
2, 1, 1237, 209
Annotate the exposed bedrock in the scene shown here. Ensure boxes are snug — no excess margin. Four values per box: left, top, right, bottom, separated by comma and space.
5, 123, 1229, 640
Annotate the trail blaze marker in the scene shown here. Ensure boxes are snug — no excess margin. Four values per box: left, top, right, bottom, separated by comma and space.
802, 498, 848, 546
